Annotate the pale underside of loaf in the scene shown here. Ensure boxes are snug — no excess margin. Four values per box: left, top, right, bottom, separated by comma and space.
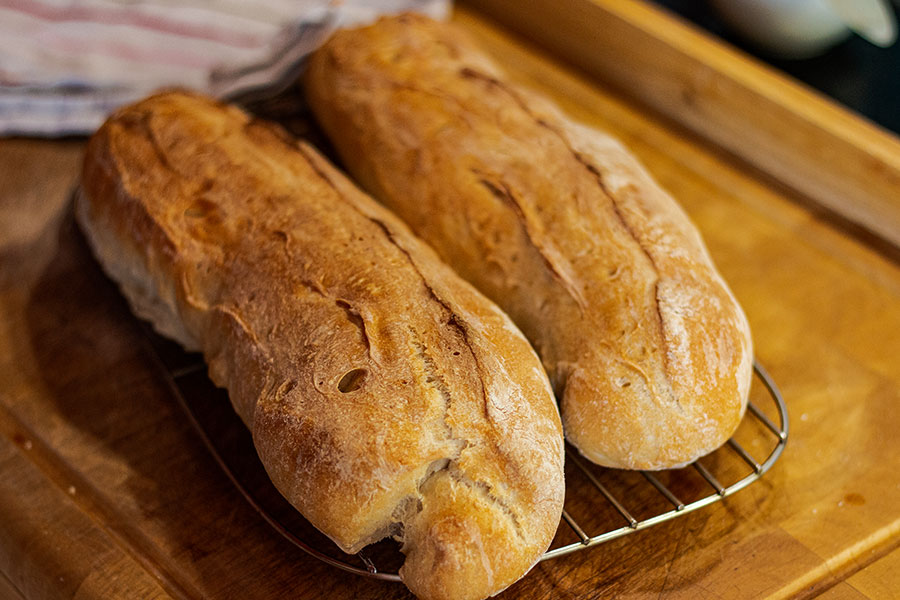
76, 92, 565, 600
304, 14, 753, 470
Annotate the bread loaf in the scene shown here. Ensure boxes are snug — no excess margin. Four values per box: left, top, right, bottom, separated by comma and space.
76, 91, 565, 600
304, 14, 753, 470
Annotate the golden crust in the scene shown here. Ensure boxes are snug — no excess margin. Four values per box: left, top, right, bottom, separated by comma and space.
76, 91, 564, 600
304, 14, 753, 470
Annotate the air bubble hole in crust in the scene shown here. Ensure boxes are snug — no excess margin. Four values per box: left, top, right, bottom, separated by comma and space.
338, 368, 367, 393
183, 198, 216, 219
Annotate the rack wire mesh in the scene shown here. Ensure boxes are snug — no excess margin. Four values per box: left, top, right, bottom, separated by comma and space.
147, 324, 787, 582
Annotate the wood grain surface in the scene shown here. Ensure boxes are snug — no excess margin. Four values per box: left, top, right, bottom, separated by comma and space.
1, 5, 899, 599
841, 548, 900, 599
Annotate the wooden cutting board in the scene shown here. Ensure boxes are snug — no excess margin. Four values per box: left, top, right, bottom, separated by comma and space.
2, 3, 899, 599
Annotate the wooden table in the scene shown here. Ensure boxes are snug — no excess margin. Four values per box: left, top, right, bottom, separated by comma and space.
2, 2, 899, 598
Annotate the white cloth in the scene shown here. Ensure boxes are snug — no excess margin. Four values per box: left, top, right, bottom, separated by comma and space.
0, 0, 449, 136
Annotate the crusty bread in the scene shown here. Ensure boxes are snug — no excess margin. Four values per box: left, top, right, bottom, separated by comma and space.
304, 14, 753, 470
76, 91, 565, 600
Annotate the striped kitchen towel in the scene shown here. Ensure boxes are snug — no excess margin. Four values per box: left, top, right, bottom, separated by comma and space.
0, 0, 449, 136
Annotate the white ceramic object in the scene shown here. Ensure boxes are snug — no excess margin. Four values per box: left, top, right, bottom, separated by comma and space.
709, 0, 898, 58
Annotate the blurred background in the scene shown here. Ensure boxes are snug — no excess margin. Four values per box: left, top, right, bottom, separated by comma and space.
656, 0, 899, 134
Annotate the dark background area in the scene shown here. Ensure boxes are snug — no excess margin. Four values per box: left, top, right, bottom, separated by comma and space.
655, 1, 900, 135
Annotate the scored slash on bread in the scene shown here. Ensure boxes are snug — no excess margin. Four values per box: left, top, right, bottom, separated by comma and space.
76, 91, 565, 600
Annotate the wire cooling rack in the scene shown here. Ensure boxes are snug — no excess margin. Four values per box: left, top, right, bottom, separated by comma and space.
146, 324, 787, 582
545, 361, 787, 560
